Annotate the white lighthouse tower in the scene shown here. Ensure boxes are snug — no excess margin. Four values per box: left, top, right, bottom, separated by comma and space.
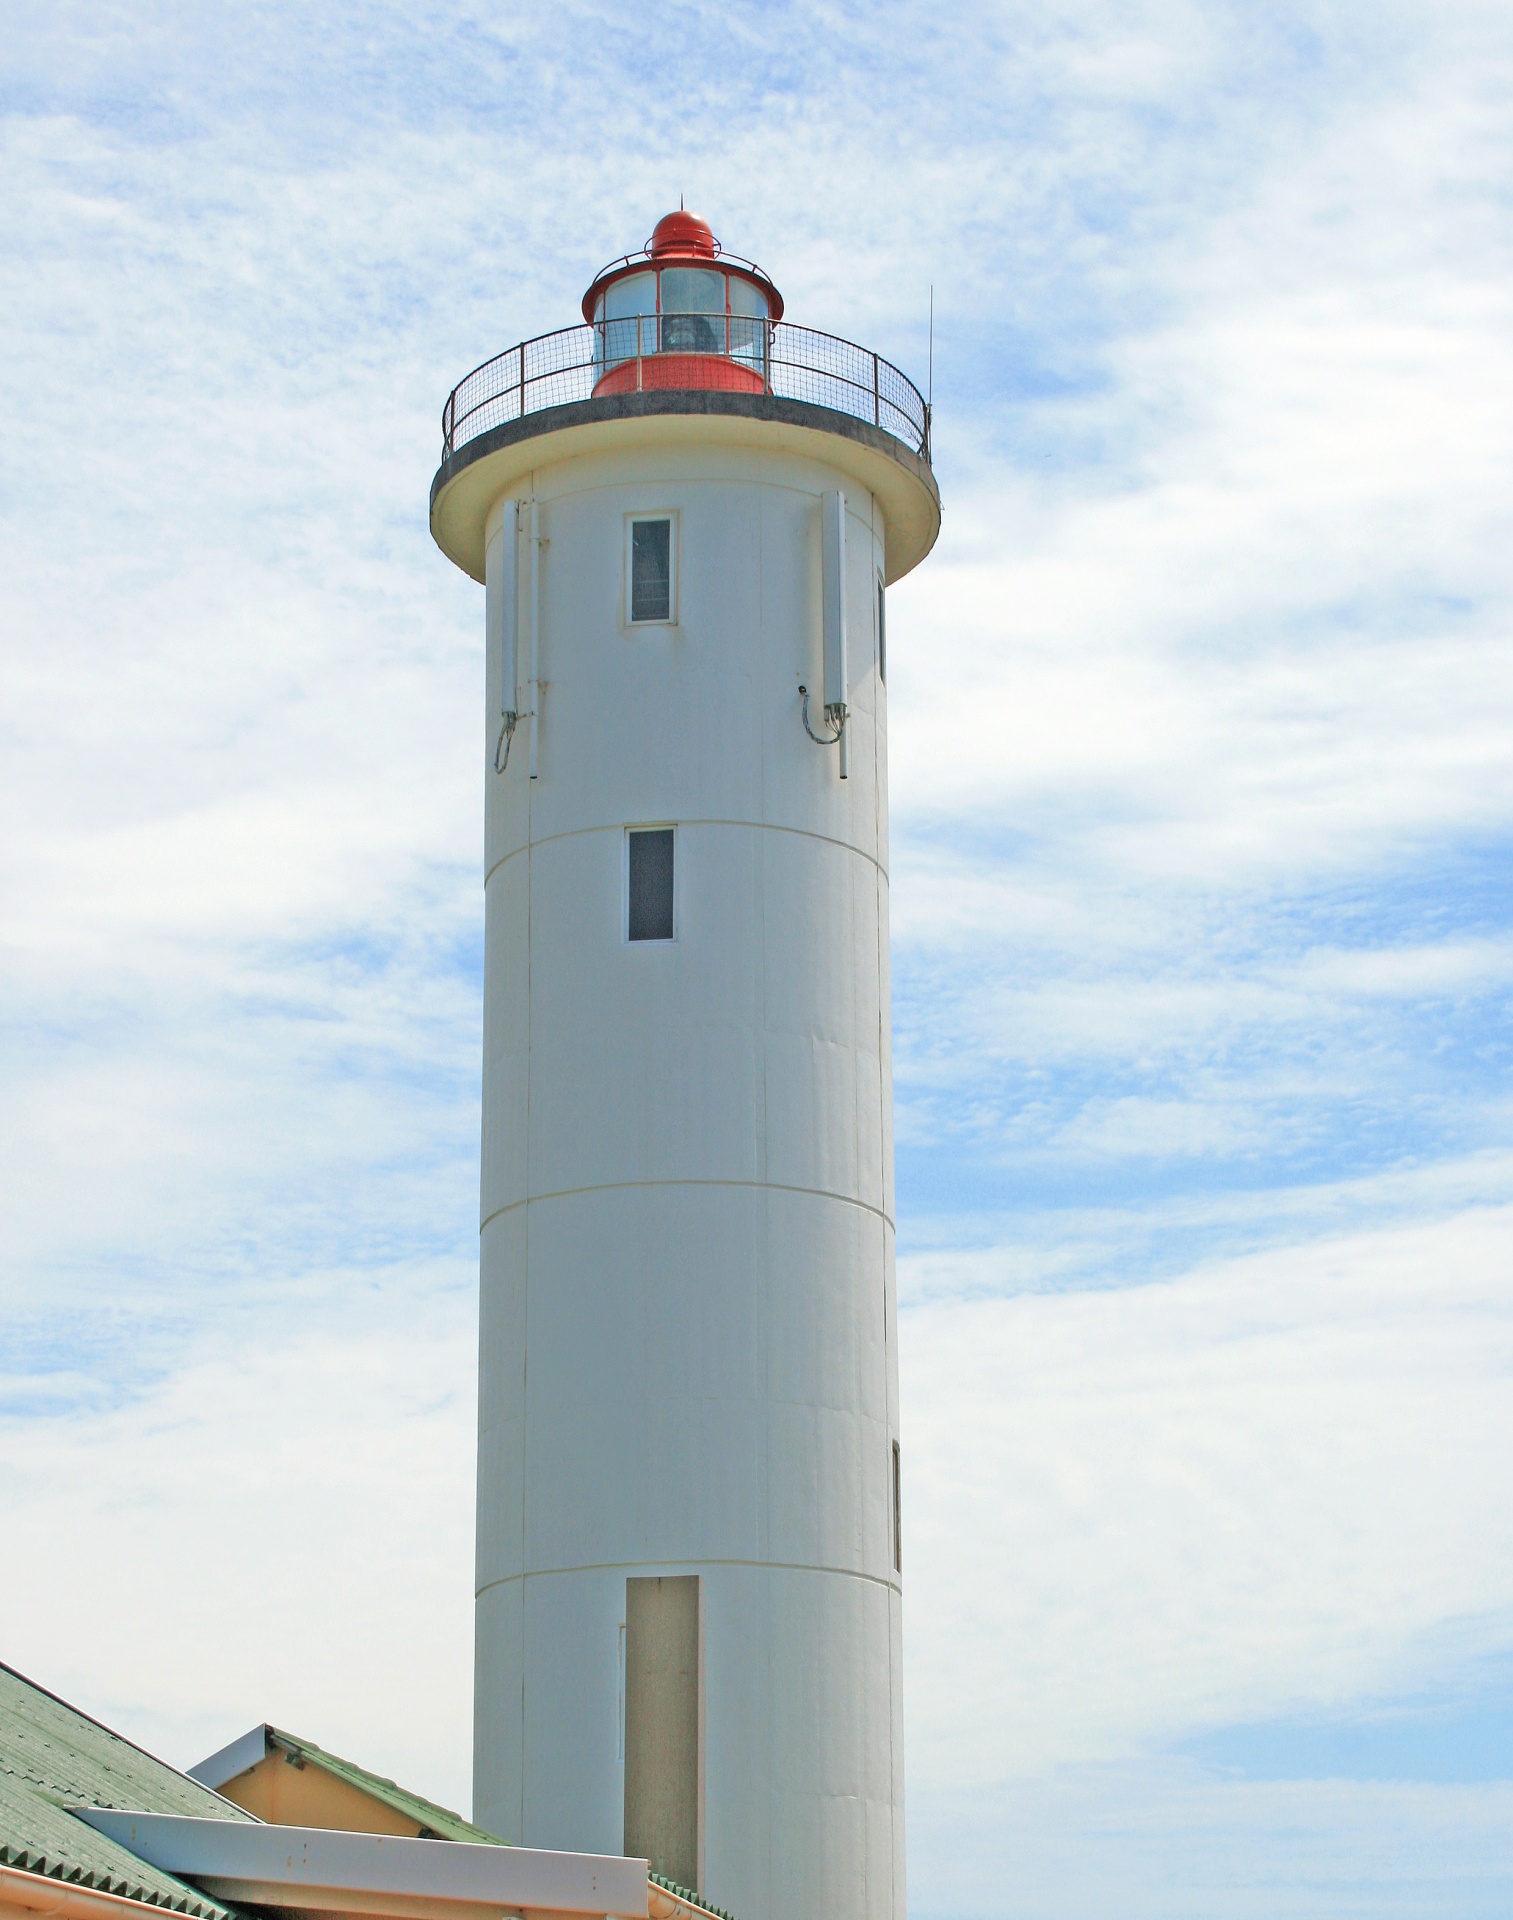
428, 210, 939, 1920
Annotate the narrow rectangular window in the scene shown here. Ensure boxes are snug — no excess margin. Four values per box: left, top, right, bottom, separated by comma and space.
630, 517, 673, 623
624, 1575, 700, 1892
877, 576, 887, 686
628, 828, 675, 942
892, 1440, 902, 1572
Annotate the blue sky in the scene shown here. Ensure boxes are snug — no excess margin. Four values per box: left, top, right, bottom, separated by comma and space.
2, 3, 1512, 1914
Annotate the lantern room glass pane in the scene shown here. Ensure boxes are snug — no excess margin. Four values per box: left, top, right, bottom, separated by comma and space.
606, 272, 657, 319
600, 272, 657, 373
729, 277, 769, 318
727, 276, 769, 377
659, 268, 724, 314
659, 268, 724, 355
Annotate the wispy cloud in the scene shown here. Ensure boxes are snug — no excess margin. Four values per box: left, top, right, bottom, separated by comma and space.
903, 1206, 1513, 1780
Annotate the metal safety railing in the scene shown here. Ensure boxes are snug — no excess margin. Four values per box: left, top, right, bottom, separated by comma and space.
441, 318, 930, 463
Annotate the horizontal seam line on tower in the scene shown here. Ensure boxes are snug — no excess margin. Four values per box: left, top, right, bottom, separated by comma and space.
480, 1179, 894, 1234
485, 817, 888, 889
475, 1558, 902, 1596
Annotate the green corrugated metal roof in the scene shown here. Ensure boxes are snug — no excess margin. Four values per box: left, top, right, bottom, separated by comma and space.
260, 1728, 503, 1845
0, 1661, 252, 1919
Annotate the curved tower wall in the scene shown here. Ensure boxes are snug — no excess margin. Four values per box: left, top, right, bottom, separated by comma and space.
471, 433, 903, 1920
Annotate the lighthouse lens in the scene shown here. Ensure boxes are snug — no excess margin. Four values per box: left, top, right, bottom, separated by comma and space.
661, 312, 720, 354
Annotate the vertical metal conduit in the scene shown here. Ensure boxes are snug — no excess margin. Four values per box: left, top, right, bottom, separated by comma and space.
528, 498, 541, 779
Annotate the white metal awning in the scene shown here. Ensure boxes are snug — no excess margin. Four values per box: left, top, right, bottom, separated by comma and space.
69, 1813, 647, 1920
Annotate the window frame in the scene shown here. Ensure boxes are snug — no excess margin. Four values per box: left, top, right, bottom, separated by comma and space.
624, 824, 678, 945
625, 512, 678, 628
877, 573, 887, 686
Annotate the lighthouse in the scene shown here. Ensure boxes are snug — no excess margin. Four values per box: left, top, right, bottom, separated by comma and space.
428, 210, 939, 1920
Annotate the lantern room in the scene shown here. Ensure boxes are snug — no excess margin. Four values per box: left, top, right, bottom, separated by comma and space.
582, 209, 784, 396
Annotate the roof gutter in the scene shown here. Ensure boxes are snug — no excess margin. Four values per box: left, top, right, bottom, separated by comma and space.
0, 1866, 196, 1920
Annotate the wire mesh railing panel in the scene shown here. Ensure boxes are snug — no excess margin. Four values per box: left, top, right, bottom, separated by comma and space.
441, 322, 930, 462
445, 328, 600, 450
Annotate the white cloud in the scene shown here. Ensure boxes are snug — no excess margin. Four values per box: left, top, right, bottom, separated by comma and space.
0, 1269, 477, 1813
901, 1205, 1513, 1783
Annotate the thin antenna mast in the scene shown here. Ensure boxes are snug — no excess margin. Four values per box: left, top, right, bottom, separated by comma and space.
926, 285, 934, 459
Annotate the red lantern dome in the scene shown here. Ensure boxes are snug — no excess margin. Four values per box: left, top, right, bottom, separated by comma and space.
648, 209, 719, 260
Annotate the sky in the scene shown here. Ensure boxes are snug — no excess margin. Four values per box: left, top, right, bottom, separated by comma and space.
2, 1, 1511, 1914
